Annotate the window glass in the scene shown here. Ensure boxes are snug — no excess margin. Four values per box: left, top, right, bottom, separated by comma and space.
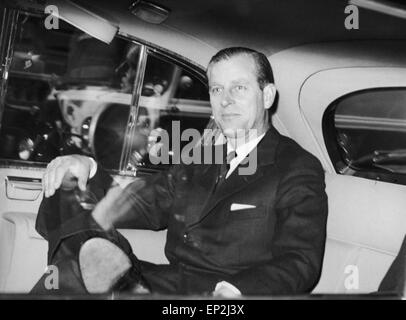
325, 88, 406, 185
125, 54, 211, 171
0, 12, 135, 171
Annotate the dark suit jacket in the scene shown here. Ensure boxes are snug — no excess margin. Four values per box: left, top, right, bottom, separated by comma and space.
36, 126, 328, 295
378, 234, 406, 296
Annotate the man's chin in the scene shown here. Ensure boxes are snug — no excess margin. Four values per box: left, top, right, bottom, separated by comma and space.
221, 127, 249, 139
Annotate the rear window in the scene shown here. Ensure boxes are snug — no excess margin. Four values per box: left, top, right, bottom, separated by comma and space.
323, 88, 406, 185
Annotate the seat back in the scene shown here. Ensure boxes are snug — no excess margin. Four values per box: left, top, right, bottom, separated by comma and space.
313, 173, 406, 293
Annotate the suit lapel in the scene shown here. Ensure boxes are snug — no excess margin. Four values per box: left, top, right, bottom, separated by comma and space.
184, 144, 225, 226
187, 126, 281, 228
203, 164, 266, 215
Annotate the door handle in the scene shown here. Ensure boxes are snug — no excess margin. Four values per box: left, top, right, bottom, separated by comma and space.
6, 176, 42, 190
5, 176, 42, 201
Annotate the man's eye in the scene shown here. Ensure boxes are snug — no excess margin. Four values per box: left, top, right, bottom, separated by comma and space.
210, 87, 222, 95
235, 85, 246, 91
231, 85, 247, 93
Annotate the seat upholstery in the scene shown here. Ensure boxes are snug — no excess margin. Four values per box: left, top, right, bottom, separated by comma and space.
313, 174, 406, 293
1, 173, 405, 294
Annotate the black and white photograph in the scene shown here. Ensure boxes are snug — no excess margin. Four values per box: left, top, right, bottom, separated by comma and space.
0, 0, 406, 307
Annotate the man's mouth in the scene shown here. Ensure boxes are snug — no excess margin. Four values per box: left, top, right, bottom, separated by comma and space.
221, 113, 240, 119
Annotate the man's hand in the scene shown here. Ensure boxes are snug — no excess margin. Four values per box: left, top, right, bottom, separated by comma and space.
91, 185, 123, 231
43, 155, 93, 198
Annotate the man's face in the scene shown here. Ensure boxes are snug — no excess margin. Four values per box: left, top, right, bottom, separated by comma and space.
207, 54, 274, 139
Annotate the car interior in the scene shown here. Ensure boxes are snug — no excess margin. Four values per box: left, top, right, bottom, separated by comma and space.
0, 0, 406, 298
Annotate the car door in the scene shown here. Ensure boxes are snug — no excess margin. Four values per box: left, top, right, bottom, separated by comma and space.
0, 7, 137, 292
0, 5, 212, 293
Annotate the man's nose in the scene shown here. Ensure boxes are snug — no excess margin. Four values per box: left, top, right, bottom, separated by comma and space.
220, 90, 234, 107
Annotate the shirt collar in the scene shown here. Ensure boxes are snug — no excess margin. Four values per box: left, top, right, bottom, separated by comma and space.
226, 132, 266, 160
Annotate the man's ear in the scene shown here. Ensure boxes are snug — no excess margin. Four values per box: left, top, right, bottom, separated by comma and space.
263, 83, 276, 110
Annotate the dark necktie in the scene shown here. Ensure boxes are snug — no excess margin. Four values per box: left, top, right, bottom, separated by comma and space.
214, 150, 237, 192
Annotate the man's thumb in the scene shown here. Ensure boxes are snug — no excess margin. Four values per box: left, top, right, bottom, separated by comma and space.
78, 176, 88, 191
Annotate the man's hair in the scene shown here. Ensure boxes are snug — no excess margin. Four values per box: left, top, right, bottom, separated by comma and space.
207, 47, 274, 90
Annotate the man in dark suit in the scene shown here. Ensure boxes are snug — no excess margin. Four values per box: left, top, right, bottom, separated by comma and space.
35, 47, 328, 296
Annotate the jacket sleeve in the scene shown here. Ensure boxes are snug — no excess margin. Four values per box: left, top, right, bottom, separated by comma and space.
229, 156, 328, 295
35, 165, 115, 262
35, 162, 180, 259
107, 166, 180, 231
35, 164, 113, 240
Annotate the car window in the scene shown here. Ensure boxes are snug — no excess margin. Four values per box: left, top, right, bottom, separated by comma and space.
0, 12, 135, 171
123, 53, 211, 172
324, 88, 406, 185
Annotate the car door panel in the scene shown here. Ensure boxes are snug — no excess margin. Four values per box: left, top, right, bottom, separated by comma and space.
0, 166, 44, 215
